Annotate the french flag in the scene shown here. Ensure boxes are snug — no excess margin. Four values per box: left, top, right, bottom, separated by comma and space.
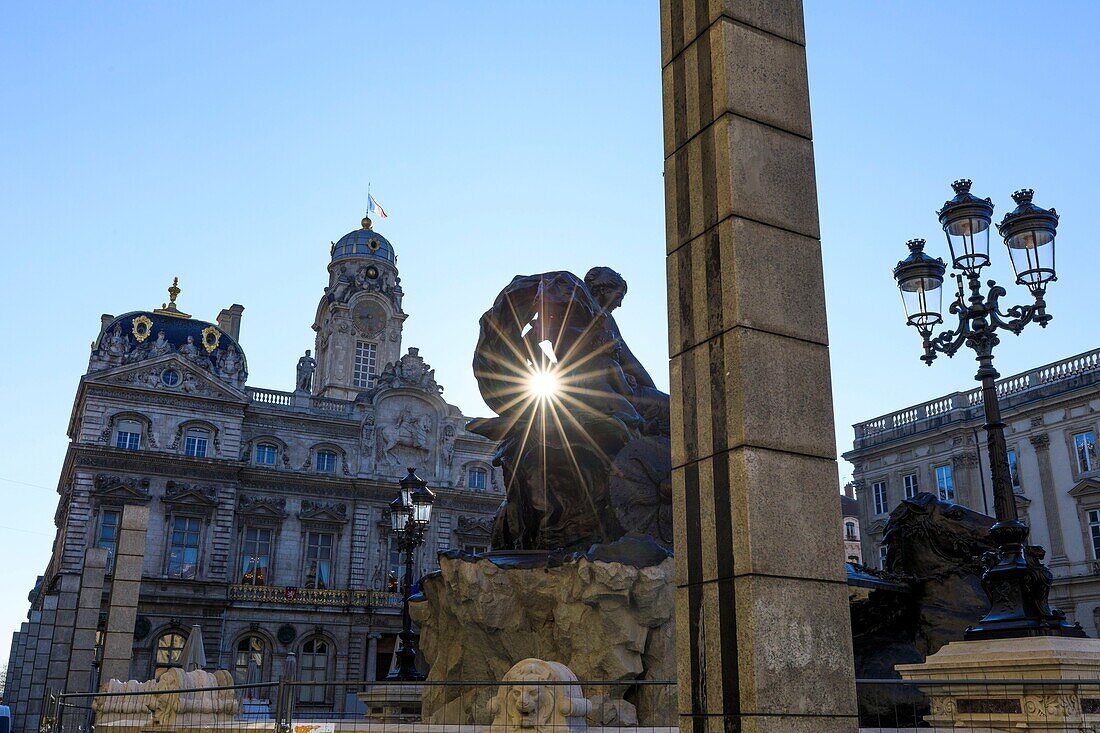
368, 194, 388, 219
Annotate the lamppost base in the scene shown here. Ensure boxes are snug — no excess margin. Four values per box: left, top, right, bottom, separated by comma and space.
964, 520, 1086, 641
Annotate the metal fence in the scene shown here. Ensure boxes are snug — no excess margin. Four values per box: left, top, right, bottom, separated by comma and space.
856, 677, 1100, 731
39, 678, 677, 733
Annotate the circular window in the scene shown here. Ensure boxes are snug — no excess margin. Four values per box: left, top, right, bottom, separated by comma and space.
367, 237, 381, 252
162, 370, 181, 387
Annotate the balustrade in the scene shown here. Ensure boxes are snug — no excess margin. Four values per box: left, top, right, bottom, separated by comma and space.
854, 346, 1100, 443
228, 583, 403, 608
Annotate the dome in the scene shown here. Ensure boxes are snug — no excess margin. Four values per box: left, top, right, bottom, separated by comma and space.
92, 310, 248, 382
332, 217, 396, 264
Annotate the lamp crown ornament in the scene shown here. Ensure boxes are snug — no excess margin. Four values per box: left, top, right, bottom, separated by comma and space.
906, 238, 926, 253
952, 178, 973, 194
1012, 188, 1035, 205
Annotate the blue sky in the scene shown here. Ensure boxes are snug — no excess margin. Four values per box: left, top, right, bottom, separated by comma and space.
2, 2, 1098, 666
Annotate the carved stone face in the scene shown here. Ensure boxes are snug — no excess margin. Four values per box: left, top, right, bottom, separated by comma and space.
509, 684, 549, 728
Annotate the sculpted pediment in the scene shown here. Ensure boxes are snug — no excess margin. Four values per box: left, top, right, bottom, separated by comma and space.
299, 500, 348, 524
163, 480, 218, 510
87, 355, 247, 402
238, 493, 287, 519
455, 515, 493, 541
1069, 478, 1100, 499
93, 473, 151, 504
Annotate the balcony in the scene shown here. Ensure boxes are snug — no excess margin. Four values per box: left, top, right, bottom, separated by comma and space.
850, 347, 1100, 452
245, 387, 354, 415
228, 583, 403, 608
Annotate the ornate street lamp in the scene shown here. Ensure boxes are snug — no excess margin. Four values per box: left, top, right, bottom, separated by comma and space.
386, 467, 435, 680
894, 179, 1083, 640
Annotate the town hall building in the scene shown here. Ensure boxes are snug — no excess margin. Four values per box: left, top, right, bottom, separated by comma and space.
3, 215, 503, 730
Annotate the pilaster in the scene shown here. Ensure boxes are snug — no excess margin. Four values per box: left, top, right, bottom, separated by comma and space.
660, 1, 858, 730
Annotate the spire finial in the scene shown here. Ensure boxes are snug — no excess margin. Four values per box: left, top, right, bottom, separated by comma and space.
167, 277, 180, 308
154, 276, 191, 318
951, 179, 973, 194
361, 216, 373, 230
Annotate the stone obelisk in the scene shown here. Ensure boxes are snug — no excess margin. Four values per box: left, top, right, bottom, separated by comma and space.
660, 3, 858, 731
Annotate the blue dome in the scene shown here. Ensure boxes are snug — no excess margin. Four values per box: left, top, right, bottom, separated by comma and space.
332, 218, 396, 264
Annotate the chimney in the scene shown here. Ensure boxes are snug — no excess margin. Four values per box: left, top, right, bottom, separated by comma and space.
216, 304, 245, 341
843, 481, 856, 500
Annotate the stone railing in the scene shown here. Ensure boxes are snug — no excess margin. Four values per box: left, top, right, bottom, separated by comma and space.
245, 387, 295, 406
245, 387, 353, 415
310, 396, 352, 414
852, 347, 1100, 449
228, 584, 403, 608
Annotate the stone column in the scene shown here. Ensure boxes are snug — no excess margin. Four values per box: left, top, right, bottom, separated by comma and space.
660, 3, 858, 732
365, 632, 381, 681
67, 548, 110, 694
1030, 433, 1066, 559
100, 504, 149, 685
45, 573, 81, 693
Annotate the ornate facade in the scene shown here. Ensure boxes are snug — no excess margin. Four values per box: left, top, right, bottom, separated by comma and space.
4, 217, 502, 730
845, 347, 1100, 633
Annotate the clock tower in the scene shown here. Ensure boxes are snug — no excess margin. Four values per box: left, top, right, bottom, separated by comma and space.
312, 216, 406, 400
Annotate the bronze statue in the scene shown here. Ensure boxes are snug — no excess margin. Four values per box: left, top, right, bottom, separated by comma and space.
850, 492, 995, 724
469, 268, 671, 551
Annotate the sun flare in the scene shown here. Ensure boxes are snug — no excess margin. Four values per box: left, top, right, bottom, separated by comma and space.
528, 368, 559, 400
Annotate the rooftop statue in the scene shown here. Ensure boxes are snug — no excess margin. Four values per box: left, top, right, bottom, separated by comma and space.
468, 268, 672, 551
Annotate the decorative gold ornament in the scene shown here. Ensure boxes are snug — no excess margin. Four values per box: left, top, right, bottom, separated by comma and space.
201, 326, 221, 353
154, 276, 191, 318
132, 315, 153, 343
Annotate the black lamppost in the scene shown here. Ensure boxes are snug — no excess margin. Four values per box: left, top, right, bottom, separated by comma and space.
894, 179, 1084, 640
386, 467, 435, 680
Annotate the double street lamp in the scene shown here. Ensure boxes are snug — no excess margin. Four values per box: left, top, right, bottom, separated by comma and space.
893, 179, 1084, 639
386, 467, 436, 680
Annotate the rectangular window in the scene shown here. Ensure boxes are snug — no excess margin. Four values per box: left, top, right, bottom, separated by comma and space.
879, 545, 889, 570
304, 532, 334, 589
872, 481, 888, 515
240, 527, 272, 585
98, 509, 121, 571
902, 473, 919, 500
436, 515, 452, 551
315, 450, 338, 473
1075, 431, 1097, 473
468, 468, 488, 490
1008, 450, 1020, 489
1090, 510, 1100, 561
387, 535, 405, 587
115, 420, 142, 450
166, 517, 201, 579
184, 429, 209, 458
353, 341, 378, 389
935, 465, 955, 502
255, 444, 277, 466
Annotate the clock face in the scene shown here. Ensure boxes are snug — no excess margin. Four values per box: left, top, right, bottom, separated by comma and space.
353, 300, 387, 336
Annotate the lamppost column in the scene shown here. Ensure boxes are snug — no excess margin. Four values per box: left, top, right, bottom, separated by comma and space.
976, 355, 1019, 524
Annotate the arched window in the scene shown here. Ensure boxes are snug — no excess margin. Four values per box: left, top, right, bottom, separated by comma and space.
315, 450, 338, 473
154, 631, 187, 677
468, 467, 488, 490
255, 443, 278, 466
184, 428, 210, 458
115, 419, 143, 450
844, 521, 857, 541
298, 638, 331, 703
234, 635, 268, 684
